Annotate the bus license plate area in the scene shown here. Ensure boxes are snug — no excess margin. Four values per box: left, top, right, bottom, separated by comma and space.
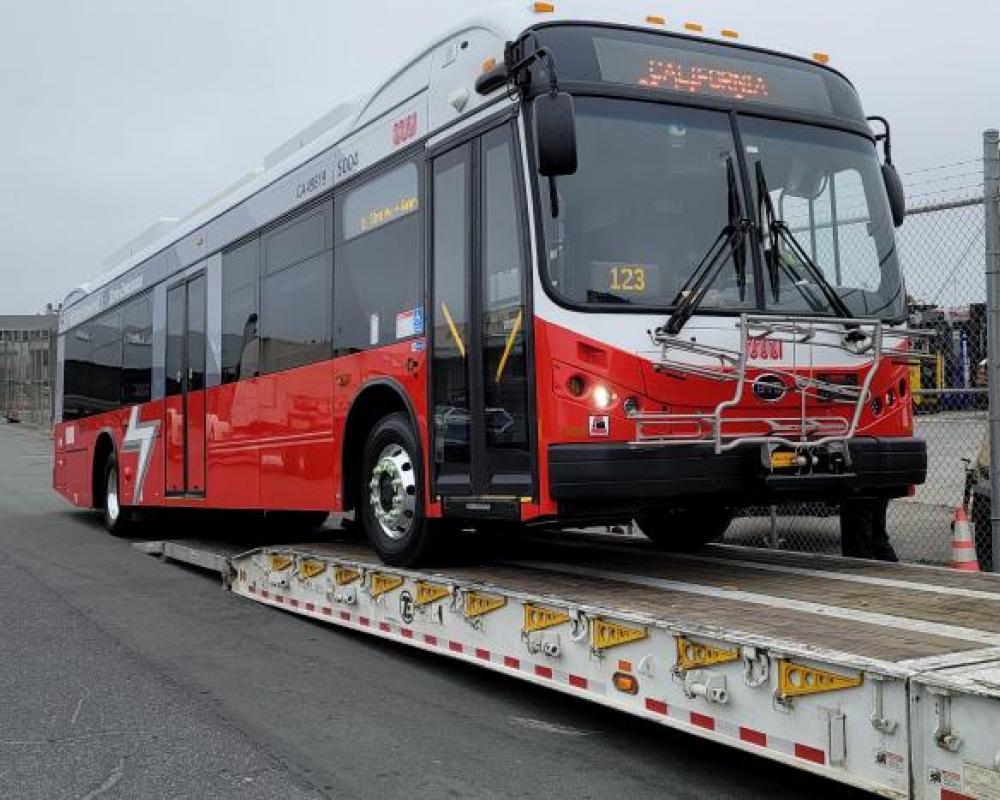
764, 445, 849, 476
770, 450, 798, 470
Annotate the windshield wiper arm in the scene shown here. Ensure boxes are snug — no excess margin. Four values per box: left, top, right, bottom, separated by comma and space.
754, 161, 854, 319
663, 157, 750, 336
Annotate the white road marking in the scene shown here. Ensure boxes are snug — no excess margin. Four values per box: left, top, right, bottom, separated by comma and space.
79, 757, 125, 800
70, 695, 85, 727
503, 560, 1000, 648
510, 716, 593, 737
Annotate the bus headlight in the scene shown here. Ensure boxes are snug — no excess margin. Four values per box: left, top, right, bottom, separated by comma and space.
592, 384, 614, 410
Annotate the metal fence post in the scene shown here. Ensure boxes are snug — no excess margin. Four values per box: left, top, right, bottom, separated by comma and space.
984, 129, 1000, 572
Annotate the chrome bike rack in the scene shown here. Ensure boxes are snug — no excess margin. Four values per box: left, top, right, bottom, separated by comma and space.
629, 313, 925, 455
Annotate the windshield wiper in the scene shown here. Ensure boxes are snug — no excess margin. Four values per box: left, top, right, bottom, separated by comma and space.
754, 161, 854, 319
663, 157, 750, 335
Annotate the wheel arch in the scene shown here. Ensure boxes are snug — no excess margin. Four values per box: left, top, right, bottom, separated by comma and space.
340, 378, 421, 513
91, 428, 117, 509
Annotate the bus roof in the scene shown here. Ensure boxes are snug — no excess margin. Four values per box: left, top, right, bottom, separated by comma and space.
60, 1, 836, 330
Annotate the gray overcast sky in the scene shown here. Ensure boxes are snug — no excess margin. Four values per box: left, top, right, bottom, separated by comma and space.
1, 0, 998, 314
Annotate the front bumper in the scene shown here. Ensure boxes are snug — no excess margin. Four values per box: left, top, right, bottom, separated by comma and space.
548, 437, 926, 509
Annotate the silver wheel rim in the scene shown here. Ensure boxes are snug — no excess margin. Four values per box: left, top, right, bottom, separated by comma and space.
368, 443, 417, 540
106, 465, 120, 524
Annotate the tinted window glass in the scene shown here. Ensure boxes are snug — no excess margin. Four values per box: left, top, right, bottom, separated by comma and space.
90, 311, 122, 413
335, 161, 422, 354
431, 148, 471, 477
481, 130, 529, 457
539, 98, 750, 309
260, 253, 333, 372
221, 237, 259, 383
187, 274, 206, 391
62, 326, 93, 420
259, 200, 333, 373
342, 162, 419, 240
739, 117, 904, 319
166, 284, 185, 396
122, 294, 152, 404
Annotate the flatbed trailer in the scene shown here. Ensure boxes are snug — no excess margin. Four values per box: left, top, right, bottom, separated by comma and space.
139, 531, 1000, 799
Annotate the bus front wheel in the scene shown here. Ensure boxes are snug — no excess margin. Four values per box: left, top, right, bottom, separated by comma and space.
360, 413, 438, 567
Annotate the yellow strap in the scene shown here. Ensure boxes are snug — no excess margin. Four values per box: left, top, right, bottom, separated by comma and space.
495, 308, 524, 383
440, 301, 466, 358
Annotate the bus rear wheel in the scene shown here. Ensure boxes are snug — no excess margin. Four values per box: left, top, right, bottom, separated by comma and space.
360, 413, 438, 567
102, 454, 133, 536
636, 506, 733, 551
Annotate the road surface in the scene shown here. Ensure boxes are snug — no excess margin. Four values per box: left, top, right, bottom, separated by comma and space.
0, 422, 868, 799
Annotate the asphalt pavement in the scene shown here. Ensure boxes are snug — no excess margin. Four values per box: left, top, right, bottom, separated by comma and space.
0, 422, 865, 800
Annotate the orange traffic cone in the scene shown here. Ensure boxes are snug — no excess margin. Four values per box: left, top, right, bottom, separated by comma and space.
952, 507, 980, 572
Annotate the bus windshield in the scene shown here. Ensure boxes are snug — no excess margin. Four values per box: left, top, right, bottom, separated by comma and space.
537, 98, 905, 320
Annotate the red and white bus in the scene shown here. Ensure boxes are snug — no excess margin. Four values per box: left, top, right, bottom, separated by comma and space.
53, 3, 926, 565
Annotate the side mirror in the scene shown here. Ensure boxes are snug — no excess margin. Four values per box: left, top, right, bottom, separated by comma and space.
881, 162, 906, 228
534, 92, 577, 177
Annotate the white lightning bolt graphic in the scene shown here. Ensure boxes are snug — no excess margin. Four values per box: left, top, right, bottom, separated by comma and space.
122, 406, 159, 504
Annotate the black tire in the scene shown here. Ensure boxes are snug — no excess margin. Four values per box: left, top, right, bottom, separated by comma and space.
101, 453, 133, 536
840, 498, 897, 561
636, 507, 733, 551
359, 413, 438, 567
971, 491, 993, 571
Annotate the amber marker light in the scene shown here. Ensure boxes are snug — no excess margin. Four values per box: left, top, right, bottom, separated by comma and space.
613, 671, 639, 694
721, 29, 739, 39
684, 21, 704, 32
533, 1, 555, 12
481, 57, 497, 72
646, 15, 666, 25
812, 52, 831, 64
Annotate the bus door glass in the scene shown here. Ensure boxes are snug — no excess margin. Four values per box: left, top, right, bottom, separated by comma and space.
431, 123, 532, 500
164, 272, 207, 495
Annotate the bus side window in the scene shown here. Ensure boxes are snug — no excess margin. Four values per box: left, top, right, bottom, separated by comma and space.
259, 200, 333, 375
121, 294, 152, 404
221, 236, 261, 382
334, 160, 422, 354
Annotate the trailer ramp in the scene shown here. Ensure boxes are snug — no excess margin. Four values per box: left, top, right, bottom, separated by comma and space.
142, 533, 1000, 799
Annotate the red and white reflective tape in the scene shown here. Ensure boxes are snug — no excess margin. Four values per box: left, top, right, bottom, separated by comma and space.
643, 695, 825, 766
247, 582, 824, 769
245, 583, 607, 696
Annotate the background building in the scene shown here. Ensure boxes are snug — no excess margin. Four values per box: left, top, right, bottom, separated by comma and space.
0, 311, 57, 426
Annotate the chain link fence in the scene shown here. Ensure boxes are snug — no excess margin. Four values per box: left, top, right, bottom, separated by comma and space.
725, 133, 998, 568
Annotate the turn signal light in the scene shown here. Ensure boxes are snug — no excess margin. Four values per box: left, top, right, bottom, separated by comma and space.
613, 671, 639, 694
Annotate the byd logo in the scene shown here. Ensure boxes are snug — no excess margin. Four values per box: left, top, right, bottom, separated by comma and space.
747, 339, 783, 360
